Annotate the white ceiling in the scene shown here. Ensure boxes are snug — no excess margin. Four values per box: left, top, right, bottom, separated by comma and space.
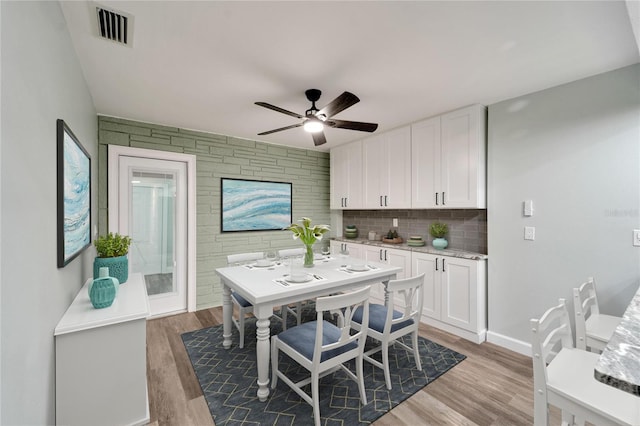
60, 1, 639, 152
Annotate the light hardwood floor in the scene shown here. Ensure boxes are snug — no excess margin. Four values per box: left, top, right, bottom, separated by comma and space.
146, 307, 560, 425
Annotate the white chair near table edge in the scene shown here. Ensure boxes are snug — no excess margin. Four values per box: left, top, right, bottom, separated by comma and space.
351, 273, 425, 390
573, 277, 622, 353
226, 252, 301, 348
271, 286, 371, 426
530, 298, 639, 426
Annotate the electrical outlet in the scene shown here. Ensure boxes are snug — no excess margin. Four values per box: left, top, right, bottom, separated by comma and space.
524, 226, 535, 241
392, 218, 398, 227
634, 229, 640, 247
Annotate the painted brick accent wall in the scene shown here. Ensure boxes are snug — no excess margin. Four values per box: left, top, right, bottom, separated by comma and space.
97, 116, 330, 309
342, 209, 487, 254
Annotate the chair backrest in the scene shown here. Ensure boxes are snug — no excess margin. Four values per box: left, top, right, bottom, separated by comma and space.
227, 252, 264, 266
312, 286, 371, 366
278, 247, 305, 258
530, 299, 574, 415
384, 274, 425, 334
573, 277, 599, 350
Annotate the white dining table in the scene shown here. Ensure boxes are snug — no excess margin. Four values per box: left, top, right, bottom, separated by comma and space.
216, 256, 401, 401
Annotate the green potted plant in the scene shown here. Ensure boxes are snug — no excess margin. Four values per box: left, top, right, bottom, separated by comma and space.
429, 221, 449, 249
93, 232, 132, 284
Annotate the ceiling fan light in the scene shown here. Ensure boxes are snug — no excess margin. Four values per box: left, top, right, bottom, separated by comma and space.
303, 120, 324, 133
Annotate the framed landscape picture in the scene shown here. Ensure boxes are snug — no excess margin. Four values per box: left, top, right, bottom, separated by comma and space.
57, 119, 91, 267
221, 178, 292, 232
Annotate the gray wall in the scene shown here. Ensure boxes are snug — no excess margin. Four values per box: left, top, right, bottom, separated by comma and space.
487, 63, 640, 352
97, 116, 330, 309
1, 2, 98, 424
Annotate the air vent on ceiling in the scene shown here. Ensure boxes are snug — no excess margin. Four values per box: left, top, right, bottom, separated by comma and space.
95, 5, 134, 47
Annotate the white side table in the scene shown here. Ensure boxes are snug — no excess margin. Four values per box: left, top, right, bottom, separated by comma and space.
55, 273, 150, 426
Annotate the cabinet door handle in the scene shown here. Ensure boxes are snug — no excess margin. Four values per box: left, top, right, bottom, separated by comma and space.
435, 192, 439, 206
379, 250, 383, 261
384, 250, 388, 261
435, 257, 439, 271
380, 195, 383, 207
442, 258, 446, 272
344, 197, 347, 208
442, 192, 445, 206
384, 195, 388, 206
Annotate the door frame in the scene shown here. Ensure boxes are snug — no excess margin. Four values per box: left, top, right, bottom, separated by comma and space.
108, 145, 197, 313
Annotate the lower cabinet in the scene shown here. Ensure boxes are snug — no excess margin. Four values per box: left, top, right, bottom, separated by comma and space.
412, 252, 486, 343
55, 273, 150, 426
362, 245, 411, 302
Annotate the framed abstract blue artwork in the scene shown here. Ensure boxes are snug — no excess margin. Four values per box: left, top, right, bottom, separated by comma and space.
221, 178, 292, 232
57, 119, 91, 267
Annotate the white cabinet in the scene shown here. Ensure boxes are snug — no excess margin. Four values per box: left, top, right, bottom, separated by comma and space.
330, 140, 363, 209
363, 245, 411, 302
55, 273, 150, 426
411, 104, 486, 208
363, 126, 412, 209
330, 240, 364, 259
412, 252, 486, 343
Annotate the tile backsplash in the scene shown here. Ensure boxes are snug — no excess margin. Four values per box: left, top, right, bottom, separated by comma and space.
342, 209, 487, 254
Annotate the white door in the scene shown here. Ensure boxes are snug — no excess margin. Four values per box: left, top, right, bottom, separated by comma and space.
109, 146, 196, 317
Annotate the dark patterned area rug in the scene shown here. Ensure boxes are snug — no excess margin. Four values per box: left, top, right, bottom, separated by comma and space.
181, 309, 466, 425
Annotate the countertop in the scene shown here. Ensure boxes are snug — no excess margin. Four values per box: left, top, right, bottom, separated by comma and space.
55, 273, 150, 336
594, 283, 640, 396
332, 237, 488, 261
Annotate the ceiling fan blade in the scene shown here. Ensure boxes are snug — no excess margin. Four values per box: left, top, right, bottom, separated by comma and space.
317, 92, 360, 118
258, 123, 302, 136
255, 102, 303, 119
326, 119, 378, 133
311, 131, 327, 146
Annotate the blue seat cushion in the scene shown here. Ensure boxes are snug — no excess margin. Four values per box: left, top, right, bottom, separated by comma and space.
353, 304, 414, 333
231, 291, 252, 308
278, 321, 357, 362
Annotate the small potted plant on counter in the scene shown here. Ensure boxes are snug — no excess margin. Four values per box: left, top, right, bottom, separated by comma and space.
429, 221, 449, 249
93, 232, 132, 284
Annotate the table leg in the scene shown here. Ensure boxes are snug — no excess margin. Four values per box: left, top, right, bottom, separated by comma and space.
255, 305, 272, 401
222, 283, 232, 349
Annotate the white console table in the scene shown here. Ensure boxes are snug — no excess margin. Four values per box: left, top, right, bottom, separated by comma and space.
55, 273, 150, 426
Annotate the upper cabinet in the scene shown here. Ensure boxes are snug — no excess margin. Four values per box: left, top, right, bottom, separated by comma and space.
412, 104, 487, 208
363, 126, 412, 209
330, 140, 363, 209
330, 104, 486, 210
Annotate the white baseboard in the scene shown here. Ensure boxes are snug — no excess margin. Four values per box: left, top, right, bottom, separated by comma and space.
486, 331, 531, 357
420, 316, 486, 344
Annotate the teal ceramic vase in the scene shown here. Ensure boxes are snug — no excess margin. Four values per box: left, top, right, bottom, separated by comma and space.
88, 267, 119, 309
432, 238, 448, 250
94, 255, 128, 284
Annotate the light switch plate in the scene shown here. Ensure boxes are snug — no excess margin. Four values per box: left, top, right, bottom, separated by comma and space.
392, 218, 398, 227
634, 229, 640, 247
524, 226, 535, 241
523, 200, 534, 217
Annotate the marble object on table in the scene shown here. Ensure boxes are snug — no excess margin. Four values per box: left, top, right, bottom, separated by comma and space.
594, 284, 640, 396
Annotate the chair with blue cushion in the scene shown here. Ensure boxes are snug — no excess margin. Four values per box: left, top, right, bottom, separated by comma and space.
271, 286, 371, 426
226, 252, 295, 348
352, 273, 425, 390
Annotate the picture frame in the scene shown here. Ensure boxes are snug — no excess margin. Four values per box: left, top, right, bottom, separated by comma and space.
221, 178, 292, 232
57, 119, 91, 267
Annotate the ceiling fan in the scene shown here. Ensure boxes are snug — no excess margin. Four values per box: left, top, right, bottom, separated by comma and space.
255, 89, 378, 146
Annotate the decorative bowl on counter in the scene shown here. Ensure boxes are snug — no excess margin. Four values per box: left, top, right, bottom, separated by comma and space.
344, 225, 358, 239
407, 236, 425, 246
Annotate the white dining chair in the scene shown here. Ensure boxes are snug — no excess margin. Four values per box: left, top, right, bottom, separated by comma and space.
226, 252, 293, 348
573, 277, 622, 353
351, 273, 425, 390
530, 298, 638, 426
271, 286, 371, 426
